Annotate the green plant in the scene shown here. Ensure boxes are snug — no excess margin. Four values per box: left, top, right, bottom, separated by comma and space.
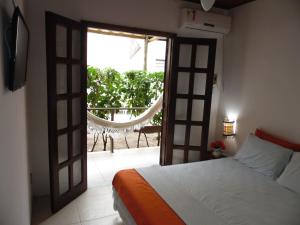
122, 70, 153, 111
148, 72, 164, 125
122, 70, 164, 125
149, 71, 164, 98
87, 66, 123, 119
87, 66, 164, 125
149, 111, 161, 126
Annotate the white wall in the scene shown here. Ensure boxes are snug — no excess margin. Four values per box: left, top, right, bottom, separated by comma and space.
0, 0, 31, 224
26, 0, 223, 195
217, 0, 300, 153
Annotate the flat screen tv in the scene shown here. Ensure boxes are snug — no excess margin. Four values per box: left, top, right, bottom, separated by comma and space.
8, 7, 29, 91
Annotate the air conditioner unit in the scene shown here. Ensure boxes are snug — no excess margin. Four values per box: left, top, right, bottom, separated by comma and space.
180, 8, 231, 35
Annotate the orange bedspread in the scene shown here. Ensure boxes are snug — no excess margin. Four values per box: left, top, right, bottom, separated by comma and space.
113, 169, 185, 225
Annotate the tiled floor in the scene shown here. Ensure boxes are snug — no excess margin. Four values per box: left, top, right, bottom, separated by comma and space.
32, 147, 160, 225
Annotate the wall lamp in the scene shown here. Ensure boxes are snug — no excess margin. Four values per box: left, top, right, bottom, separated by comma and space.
223, 118, 236, 137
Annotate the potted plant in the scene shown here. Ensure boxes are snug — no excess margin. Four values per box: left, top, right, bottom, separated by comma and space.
210, 140, 226, 158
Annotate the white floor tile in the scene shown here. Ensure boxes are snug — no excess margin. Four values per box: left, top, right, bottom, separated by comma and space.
80, 185, 112, 198
76, 192, 117, 221
81, 215, 123, 225
88, 173, 107, 188
38, 201, 80, 225
33, 147, 159, 225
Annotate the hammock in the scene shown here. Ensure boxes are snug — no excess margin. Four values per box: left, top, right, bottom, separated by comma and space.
87, 94, 163, 133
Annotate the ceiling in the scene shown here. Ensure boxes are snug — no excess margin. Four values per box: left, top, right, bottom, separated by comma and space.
183, 0, 255, 9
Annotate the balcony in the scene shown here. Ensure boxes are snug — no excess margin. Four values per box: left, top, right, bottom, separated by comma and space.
87, 107, 161, 152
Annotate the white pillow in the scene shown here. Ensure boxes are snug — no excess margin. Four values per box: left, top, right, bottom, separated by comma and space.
277, 153, 300, 194
234, 134, 293, 179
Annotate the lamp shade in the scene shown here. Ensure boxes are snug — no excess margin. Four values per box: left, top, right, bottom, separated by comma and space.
200, 0, 216, 11
223, 120, 235, 136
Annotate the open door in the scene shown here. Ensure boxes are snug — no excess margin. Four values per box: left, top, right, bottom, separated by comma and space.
161, 37, 216, 165
46, 11, 87, 212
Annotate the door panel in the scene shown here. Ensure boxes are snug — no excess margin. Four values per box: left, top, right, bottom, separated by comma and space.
178, 44, 192, 67
46, 11, 87, 212
163, 37, 216, 165
193, 73, 206, 95
160, 37, 174, 165
176, 72, 190, 94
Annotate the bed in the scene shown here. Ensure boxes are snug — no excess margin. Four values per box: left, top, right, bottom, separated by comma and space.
112, 130, 300, 225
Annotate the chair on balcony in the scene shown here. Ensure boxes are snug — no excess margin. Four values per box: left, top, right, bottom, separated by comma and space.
134, 125, 161, 148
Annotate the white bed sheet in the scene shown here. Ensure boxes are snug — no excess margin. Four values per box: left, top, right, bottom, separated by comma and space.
113, 188, 137, 225
135, 158, 300, 225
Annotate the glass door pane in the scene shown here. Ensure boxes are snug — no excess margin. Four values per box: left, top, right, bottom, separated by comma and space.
73, 159, 82, 186
177, 72, 190, 94
189, 126, 202, 146
179, 44, 192, 67
172, 149, 185, 164
57, 100, 68, 129
72, 97, 81, 126
59, 166, 69, 195
58, 134, 68, 163
56, 25, 67, 58
193, 73, 206, 95
56, 64, 67, 94
175, 99, 188, 120
72, 65, 81, 93
173, 125, 186, 145
72, 129, 81, 156
188, 151, 201, 162
191, 100, 204, 122
195, 45, 209, 68
72, 30, 81, 59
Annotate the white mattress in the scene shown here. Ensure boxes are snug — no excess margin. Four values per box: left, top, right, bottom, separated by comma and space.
114, 158, 300, 225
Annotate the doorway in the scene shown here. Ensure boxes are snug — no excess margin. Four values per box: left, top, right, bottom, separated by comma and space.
45, 11, 216, 214
85, 25, 169, 188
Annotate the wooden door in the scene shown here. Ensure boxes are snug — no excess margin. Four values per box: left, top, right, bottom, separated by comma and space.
160, 37, 175, 165
46, 11, 87, 212
162, 37, 216, 165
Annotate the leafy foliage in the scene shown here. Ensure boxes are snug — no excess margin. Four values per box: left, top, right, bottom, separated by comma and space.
122, 70, 152, 109
87, 67, 123, 119
87, 66, 164, 125
148, 72, 164, 125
